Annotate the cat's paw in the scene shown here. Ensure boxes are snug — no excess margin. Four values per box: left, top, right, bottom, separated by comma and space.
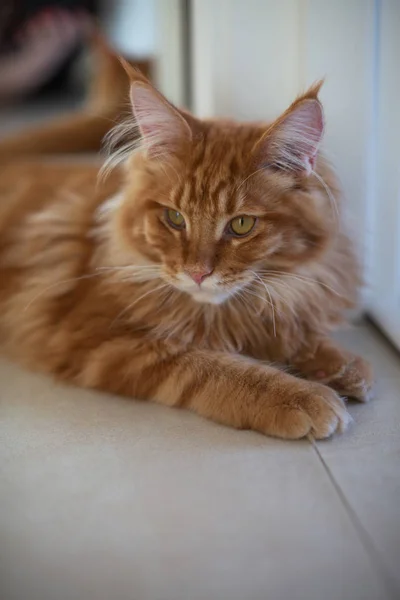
264, 380, 352, 440
294, 343, 374, 403
311, 355, 374, 402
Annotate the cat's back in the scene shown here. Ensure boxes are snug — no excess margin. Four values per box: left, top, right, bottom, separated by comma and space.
0, 160, 108, 233
0, 159, 123, 362
0, 160, 121, 291
0, 160, 123, 274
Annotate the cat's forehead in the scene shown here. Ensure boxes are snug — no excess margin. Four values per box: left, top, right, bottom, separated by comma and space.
171, 126, 261, 216
172, 168, 244, 218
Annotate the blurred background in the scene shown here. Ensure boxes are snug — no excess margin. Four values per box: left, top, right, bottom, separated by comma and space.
0, 0, 399, 350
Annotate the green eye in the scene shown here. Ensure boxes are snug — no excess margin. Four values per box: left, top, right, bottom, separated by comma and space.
166, 209, 185, 230
229, 216, 256, 236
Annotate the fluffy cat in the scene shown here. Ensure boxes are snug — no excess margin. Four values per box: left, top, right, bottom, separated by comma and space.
0, 47, 373, 440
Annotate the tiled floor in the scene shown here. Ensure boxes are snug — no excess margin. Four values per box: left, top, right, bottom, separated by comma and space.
0, 322, 399, 600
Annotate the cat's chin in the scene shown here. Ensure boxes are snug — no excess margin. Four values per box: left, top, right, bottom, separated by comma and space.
172, 283, 230, 304
169, 275, 232, 304
189, 289, 230, 305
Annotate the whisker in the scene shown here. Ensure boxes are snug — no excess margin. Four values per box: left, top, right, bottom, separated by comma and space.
95, 265, 161, 272
251, 271, 277, 336
114, 273, 162, 283
110, 283, 170, 328
231, 289, 255, 315
263, 278, 297, 314
95, 265, 162, 282
311, 170, 340, 222
257, 270, 343, 297
156, 158, 183, 186
243, 286, 282, 328
235, 166, 268, 192
23, 272, 105, 311
24, 265, 163, 312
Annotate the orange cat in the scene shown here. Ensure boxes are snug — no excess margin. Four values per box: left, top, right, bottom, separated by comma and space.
0, 46, 373, 440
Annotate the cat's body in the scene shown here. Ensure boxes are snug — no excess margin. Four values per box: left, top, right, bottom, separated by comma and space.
0, 43, 373, 440
0, 156, 354, 365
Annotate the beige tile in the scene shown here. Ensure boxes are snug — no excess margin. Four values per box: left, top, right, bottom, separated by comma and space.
317, 324, 400, 595
332, 376, 400, 446
315, 439, 400, 595
0, 360, 390, 600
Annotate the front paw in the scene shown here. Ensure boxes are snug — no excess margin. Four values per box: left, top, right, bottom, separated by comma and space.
262, 378, 352, 440
316, 355, 374, 402
299, 352, 374, 402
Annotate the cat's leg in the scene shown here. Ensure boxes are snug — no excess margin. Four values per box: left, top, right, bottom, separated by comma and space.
79, 340, 351, 440
292, 339, 374, 402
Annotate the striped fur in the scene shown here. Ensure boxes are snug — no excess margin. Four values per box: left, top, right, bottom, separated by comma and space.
0, 52, 373, 440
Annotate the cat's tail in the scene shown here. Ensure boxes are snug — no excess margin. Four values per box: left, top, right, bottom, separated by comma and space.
0, 31, 149, 158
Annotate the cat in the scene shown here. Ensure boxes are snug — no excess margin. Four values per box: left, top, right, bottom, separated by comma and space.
0, 41, 373, 440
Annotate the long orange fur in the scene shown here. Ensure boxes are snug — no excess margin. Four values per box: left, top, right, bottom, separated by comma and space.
0, 41, 373, 440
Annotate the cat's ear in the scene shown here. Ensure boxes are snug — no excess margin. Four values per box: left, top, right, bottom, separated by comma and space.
120, 58, 192, 159
254, 82, 325, 176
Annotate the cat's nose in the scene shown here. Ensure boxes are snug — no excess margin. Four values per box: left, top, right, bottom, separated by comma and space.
185, 267, 214, 286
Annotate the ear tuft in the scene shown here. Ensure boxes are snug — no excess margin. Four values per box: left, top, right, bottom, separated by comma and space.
119, 56, 150, 86
302, 79, 324, 100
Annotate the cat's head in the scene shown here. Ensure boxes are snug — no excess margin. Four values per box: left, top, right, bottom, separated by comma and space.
109, 62, 336, 305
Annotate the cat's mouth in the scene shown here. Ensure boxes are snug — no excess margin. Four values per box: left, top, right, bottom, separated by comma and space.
171, 279, 231, 304
168, 272, 244, 305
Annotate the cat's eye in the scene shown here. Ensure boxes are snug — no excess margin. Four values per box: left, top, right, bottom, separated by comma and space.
228, 215, 256, 236
166, 208, 185, 230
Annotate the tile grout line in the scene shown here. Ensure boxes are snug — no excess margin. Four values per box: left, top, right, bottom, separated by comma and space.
309, 437, 399, 600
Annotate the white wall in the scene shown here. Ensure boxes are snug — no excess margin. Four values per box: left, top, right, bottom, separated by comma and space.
100, 0, 185, 106
101, 0, 156, 58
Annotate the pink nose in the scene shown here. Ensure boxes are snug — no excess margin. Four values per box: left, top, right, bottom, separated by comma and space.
186, 268, 213, 286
